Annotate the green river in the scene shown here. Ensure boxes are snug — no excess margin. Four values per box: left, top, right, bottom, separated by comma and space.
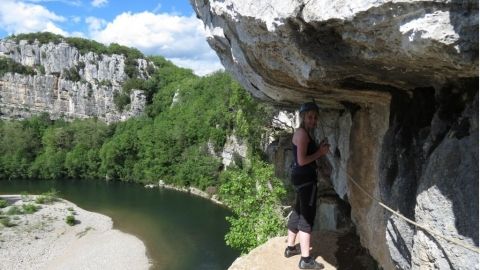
0, 179, 239, 270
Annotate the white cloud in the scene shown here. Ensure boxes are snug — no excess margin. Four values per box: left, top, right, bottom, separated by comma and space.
86, 16, 107, 32
89, 11, 223, 76
91, 0, 107, 8
169, 57, 224, 76
0, 0, 65, 35
44, 21, 68, 36
71, 16, 81, 24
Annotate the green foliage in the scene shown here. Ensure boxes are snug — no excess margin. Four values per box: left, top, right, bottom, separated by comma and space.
66, 37, 108, 55
0, 57, 36, 77
20, 191, 32, 202
99, 79, 112, 87
113, 78, 147, 110
77, 61, 86, 70
219, 158, 286, 254
62, 66, 81, 81
113, 91, 131, 111
9, 33, 144, 59
35, 189, 59, 204
0, 216, 16, 227
172, 146, 221, 189
0, 115, 50, 179
6, 206, 23, 215
9, 32, 63, 44
124, 57, 139, 78
36, 65, 45, 75
99, 119, 149, 181
22, 203, 40, 214
122, 78, 145, 94
0, 199, 8, 208
66, 214, 76, 226
108, 43, 143, 59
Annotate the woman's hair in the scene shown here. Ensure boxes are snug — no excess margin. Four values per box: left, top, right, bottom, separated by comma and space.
298, 110, 319, 130
298, 102, 319, 129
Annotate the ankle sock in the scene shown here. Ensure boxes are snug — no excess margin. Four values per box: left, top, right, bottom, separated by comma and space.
301, 256, 312, 263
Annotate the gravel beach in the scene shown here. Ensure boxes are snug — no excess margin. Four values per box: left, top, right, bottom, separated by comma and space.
0, 195, 151, 270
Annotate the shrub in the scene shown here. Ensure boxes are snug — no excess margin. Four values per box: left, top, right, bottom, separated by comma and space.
0, 199, 8, 208
66, 215, 76, 226
36, 65, 46, 75
113, 92, 131, 111
77, 61, 85, 70
0, 216, 16, 227
0, 57, 36, 77
9, 32, 63, 44
62, 67, 81, 82
67, 207, 77, 215
20, 191, 32, 202
22, 203, 40, 214
220, 158, 286, 254
99, 80, 112, 87
35, 188, 59, 204
6, 206, 23, 215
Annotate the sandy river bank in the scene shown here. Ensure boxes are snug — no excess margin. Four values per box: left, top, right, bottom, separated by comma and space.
0, 195, 151, 270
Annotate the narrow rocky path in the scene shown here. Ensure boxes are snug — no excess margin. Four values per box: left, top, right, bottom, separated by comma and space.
229, 230, 377, 270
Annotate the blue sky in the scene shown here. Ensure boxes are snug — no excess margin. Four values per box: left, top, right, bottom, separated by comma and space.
0, 0, 223, 75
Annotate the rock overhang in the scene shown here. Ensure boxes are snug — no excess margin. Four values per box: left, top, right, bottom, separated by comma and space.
191, 0, 478, 109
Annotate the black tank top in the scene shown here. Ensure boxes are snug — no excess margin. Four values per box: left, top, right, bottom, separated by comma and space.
292, 128, 317, 177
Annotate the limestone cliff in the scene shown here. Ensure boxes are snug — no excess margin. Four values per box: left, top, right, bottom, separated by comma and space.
191, 0, 479, 269
0, 38, 151, 122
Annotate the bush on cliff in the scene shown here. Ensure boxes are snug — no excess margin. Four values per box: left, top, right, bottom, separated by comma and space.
219, 158, 286, 254
0, 57, 36, 77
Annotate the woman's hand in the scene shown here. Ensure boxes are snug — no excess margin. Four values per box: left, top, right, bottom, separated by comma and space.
316, 139, 330, 158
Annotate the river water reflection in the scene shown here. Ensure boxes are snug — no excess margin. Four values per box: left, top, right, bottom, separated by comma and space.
0, 179, 239, 270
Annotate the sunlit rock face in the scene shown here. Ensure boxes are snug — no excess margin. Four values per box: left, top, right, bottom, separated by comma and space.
191, 0, 478, 269
0, 39, 151, 123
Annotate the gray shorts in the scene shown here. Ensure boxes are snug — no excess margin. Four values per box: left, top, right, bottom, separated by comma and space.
287, 209, 313, 233
287, 180, 317, 233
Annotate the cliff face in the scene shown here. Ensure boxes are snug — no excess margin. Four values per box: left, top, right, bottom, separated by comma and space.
0, 39, 150, 122
191, 0, 479, 269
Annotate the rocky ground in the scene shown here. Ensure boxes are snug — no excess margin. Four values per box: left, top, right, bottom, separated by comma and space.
229, 230, 378, 270
0, 195, 150, 270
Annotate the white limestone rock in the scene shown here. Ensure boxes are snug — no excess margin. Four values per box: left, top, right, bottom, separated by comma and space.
0, 39, 152, 123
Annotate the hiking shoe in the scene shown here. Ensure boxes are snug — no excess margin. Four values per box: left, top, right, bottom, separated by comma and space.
299, 257, 324, 269
284, 246, 301, 258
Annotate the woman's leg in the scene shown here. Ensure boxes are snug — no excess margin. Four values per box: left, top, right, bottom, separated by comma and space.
287, 228, 297, 247
297, 185, 316, 258
298, 230, 311, 257
287, 193, 301, 247
285, 210, 301, 258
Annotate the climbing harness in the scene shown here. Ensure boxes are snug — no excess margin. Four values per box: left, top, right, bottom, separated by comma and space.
316, 115, 480, 254
292, 181, 317, 207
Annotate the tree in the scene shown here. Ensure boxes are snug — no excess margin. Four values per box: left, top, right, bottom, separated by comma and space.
219, 158, 286, 253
